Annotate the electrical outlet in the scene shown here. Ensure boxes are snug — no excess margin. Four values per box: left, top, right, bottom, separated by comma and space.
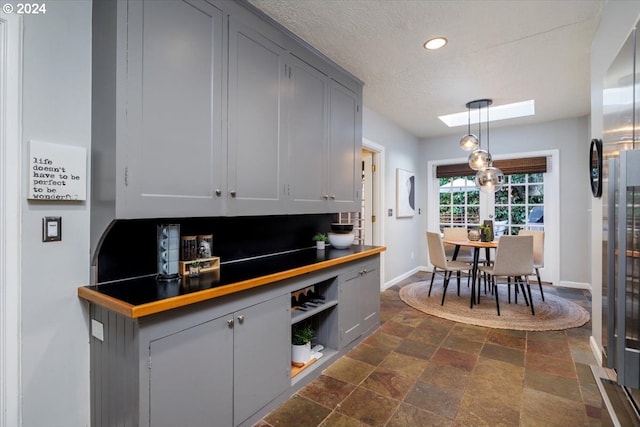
388, 209, 393, 217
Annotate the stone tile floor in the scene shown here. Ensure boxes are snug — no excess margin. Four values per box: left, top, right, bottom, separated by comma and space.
257, 272, 601, 426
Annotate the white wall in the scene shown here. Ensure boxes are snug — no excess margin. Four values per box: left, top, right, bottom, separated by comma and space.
419, 116, 589, 285
363, 107, 421, 284
589, 1, 640, 356
19, 1, 92, 425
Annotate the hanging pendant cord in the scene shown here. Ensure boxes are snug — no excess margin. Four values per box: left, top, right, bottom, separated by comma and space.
478, 105, 482, 148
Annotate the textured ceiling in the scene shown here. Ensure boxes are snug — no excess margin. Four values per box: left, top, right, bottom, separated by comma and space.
248, 0, 604, 139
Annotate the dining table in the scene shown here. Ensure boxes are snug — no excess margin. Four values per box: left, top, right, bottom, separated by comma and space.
442, 238, 499, 308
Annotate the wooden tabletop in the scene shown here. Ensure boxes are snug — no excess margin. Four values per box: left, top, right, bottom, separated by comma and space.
442, 238, 499, 248
78, 246, 386, 319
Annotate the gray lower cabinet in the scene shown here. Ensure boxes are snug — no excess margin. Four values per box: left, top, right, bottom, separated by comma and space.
88, 255, 380, 427
149, 315, 234, 427
90, 293, 289, 427
339, 261, 380, 347
149, 295, 290, 427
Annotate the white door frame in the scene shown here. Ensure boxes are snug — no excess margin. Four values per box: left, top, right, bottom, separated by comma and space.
363, 138, 385, 287
1, 12, 23, 427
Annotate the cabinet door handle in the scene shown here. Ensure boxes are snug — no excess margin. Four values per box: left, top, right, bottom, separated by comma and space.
227, 319, 234, 328
230, 190, 237, 198
323, 194, 329, 200
330, 195, 336, 200
237, 315, 245, 324
215, 189, 222, 196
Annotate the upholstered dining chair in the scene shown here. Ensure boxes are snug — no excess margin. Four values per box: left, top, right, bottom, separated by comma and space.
518, 229, 545, 301
443, 227, 472, 261
426, 232, 473, 306
478, 235, 534, 316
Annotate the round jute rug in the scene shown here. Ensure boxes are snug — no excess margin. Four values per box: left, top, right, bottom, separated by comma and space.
399, 280, 590, 331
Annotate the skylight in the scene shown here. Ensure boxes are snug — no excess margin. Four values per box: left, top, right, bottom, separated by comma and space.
438, 100, 535, 127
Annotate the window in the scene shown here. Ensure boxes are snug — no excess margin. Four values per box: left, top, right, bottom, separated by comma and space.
438, 172, 545, 235
494, 173, 544, 235
439, 176, 480, 231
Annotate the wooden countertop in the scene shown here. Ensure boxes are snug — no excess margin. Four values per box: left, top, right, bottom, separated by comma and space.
78, 245, 385, 319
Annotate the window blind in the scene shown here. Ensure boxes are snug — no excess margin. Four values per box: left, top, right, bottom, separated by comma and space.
436, 156, 547, 178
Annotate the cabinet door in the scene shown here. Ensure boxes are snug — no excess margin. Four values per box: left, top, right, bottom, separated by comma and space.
287, 55, 329, 213
339, 269, 363, 347
361, 263, 381, 332
148, 316, 233, 427
234, 294, 290, 425
228, 18, 288, 215
328, 80, 362, 212
123, 0, 225, 218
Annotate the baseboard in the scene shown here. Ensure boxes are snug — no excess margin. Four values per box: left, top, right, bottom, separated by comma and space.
558, 280, 592, 292
383, 267, 426, 290
591, 335, 603, 366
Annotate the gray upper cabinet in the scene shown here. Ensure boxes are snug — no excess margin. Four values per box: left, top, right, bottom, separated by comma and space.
286, 56, 362, 214
125, 0, 224, 218
91, 0, 363, 248
328, 80, 362, 211
287, 54, 329, 213
227, 17, 288, 215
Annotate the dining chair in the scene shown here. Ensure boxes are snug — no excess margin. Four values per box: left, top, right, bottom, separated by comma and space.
518, 229, 545, 301
478, 235, 534, 316
426, 232, 473, 306
442, 227, 475, 261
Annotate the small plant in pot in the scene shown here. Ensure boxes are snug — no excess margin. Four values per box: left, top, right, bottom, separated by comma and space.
188, 260, 201, 277
291, 323, 314, 365
478, 224, 493, 242
312, 232, 328, 250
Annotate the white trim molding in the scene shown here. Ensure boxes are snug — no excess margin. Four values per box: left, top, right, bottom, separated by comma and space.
0, 12, 23, 427
363, 138, 386, 289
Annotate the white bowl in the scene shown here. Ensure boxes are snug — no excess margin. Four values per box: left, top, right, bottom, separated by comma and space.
328, 232, 354, 249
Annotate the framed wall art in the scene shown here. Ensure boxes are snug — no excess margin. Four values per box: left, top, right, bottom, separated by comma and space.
396, 168, 415, 217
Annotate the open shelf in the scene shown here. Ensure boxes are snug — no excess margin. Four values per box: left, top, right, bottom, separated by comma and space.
290, 348, 338, 385
291, 299, 338, 324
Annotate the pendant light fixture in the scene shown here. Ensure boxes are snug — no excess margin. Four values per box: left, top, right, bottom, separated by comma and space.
459, 102, 479, 151
459, 99, 504, 193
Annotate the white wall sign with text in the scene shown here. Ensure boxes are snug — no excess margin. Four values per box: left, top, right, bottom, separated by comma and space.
28, 140, 87, 201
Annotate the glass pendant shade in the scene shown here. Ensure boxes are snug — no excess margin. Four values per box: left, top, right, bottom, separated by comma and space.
468, 149, 491, 170
475, 165, 505, 193
459, 134, 479, 151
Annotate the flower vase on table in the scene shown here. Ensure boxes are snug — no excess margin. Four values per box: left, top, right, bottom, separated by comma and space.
468, 229, 481, 241
479, 224, 493, 242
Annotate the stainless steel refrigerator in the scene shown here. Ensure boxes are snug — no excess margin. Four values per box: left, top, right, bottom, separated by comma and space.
600, 23, 640, 425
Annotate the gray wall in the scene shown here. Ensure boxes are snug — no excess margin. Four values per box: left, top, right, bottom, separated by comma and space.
363, 107, 421, 284
20, 1, 92, 425
418, 116, 590, 285
589, 1, 640, 355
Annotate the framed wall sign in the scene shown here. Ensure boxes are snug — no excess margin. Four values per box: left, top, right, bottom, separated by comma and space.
396, 168, 415, 217
589, 138, 603, 198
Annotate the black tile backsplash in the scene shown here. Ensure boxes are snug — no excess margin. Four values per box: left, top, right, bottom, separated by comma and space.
95, 214, 336, 283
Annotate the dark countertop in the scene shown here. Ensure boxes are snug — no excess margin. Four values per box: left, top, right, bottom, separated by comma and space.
78, 245, 385, 318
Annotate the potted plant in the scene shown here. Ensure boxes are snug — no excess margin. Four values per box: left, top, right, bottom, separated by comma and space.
188, 260, 201, 277
312, 232, 328, 250
478, 224, 493, 242
291, 323, 314, 364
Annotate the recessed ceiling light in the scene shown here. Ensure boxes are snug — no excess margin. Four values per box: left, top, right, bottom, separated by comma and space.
438, 100, 536, 127
424, 37, 447, 50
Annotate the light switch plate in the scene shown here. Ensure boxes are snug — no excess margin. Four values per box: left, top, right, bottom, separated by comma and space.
42, 216, 62, 242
